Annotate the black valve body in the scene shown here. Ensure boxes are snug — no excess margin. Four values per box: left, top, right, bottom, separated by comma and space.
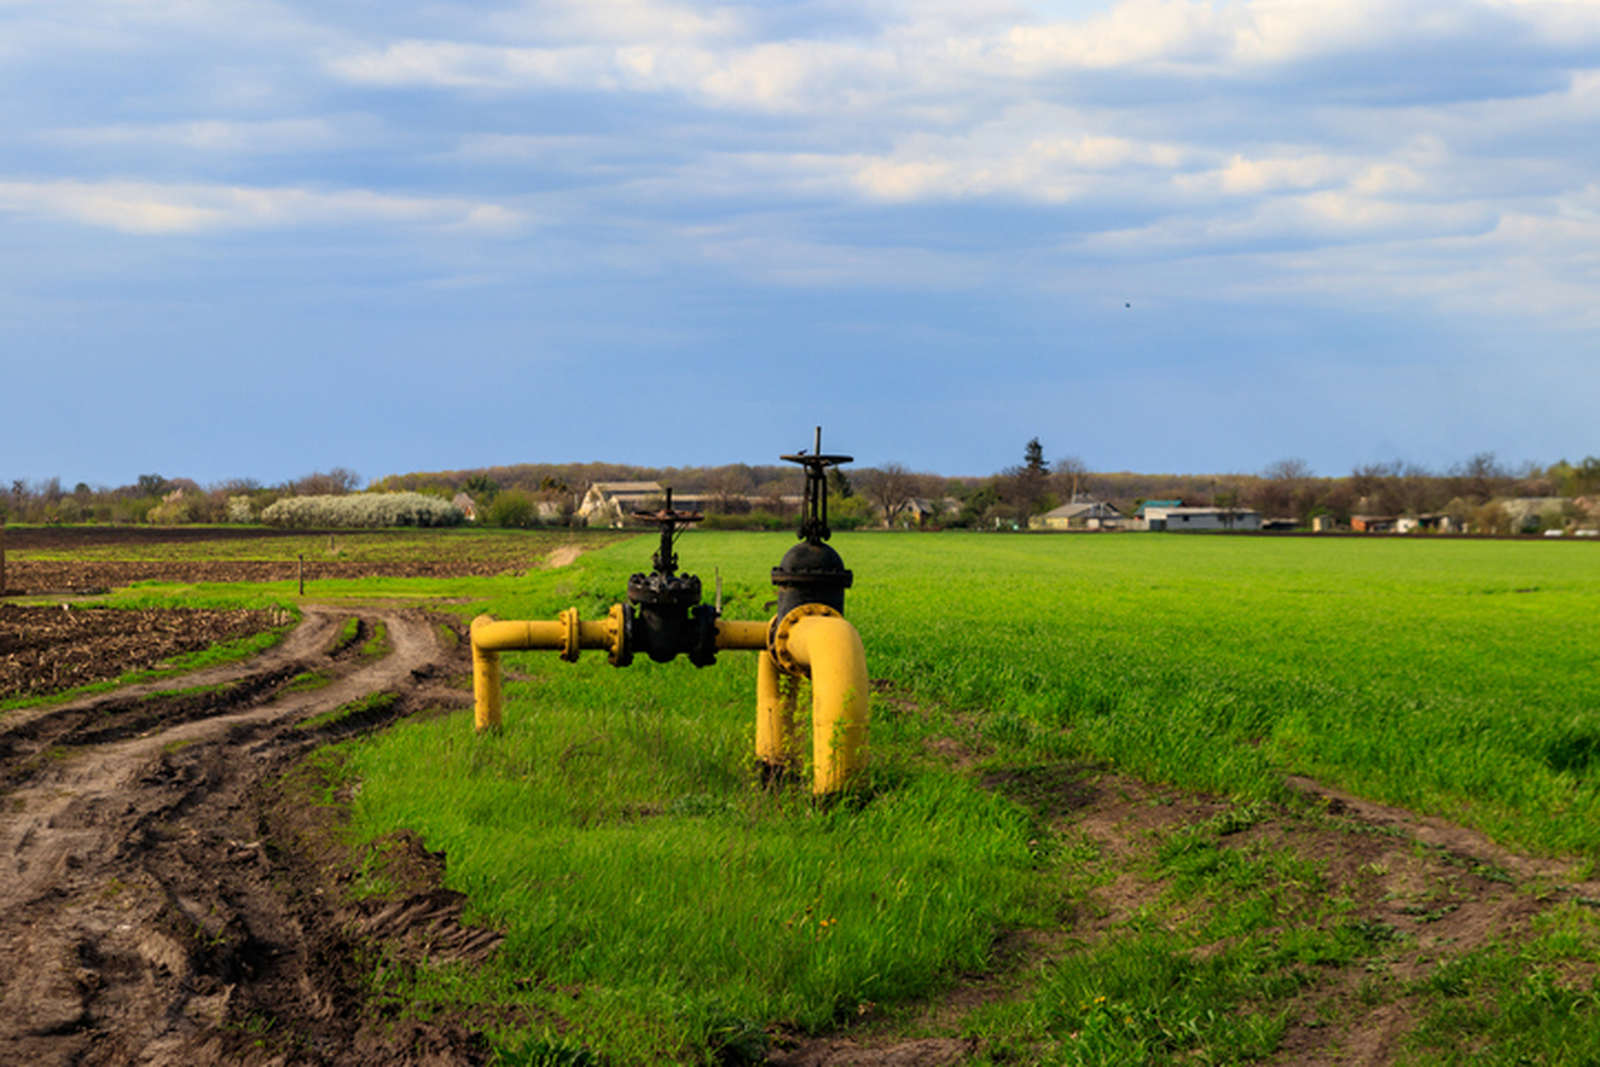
771, 540, 853, 618
625, 572, 718, 666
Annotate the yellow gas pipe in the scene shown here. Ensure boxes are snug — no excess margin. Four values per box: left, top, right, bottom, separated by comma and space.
469, 605, 868, 795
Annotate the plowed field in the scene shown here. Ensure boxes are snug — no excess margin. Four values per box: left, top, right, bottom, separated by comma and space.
0, 604, 283, 699
0, 525, 623, 594
4, 557, 528, 593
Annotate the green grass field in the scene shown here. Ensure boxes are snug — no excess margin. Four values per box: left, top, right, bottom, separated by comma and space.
297, 531, 1600, 1064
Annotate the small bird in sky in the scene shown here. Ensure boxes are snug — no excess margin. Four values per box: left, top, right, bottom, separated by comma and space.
1124, 301, 1131, 308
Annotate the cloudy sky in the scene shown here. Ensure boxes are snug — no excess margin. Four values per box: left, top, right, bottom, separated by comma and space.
2, 0, 1597, 487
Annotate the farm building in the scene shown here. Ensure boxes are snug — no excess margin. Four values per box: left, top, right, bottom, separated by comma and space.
1394, 514, 1455, 533
578, 482, 720, 527
578, 482, 665, 527
1498, 497, 1574, 533
1030, 500, 1127, 530
1133, 499, 1183, 521
1142, 505, 1261, 531
451, 492, 478, 522
1350, 514, 1397, 533
898, 498, 959, 527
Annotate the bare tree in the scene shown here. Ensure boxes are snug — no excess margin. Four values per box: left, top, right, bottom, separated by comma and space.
291, 468, 363, 496
1254, 458, 1314, 522
1052, 455, 1089, 503
706, 465, 754, 513
1449, 452, 1509, 504
859, 463, 917, 527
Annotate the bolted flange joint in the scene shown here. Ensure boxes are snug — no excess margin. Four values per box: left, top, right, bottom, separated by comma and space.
768, 602, 842, 678
558, 607, 582, 663
606, 602, 633, 667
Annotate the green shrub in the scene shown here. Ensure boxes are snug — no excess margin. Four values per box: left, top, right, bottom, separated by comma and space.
488, 489, 537, 528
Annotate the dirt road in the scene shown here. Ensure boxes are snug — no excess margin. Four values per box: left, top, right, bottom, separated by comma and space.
0, 606, 486, 1065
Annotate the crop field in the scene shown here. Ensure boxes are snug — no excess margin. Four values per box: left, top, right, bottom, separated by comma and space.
5, 528, 1600, 1064
0, 525, 622, 594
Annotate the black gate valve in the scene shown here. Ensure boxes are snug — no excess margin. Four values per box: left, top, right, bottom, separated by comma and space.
771, 427, 854, 620
622, 488, 719, 667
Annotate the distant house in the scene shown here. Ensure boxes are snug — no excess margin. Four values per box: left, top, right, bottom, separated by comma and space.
1031, 500, 1127, 531
451, 492, 478, 522
1394, 513, 1454, 534
1498, 497, 1572, 533
578, 481, 664, 527
578, 482, 718, 527
1142, 505, 1260, 532
1350, 515, 1397, 533
1134, 500, 1182, 521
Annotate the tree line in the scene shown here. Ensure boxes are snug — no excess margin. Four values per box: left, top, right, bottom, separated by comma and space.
4, 451, 1598, 530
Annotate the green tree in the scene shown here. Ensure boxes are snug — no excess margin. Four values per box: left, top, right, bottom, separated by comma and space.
488, 488, 537, 528
829, 467, 853, 499
1006, 437, 1050, 519
464, 473, 500, 504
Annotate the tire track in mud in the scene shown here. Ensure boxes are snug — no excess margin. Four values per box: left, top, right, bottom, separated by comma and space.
0, 605, 482, 1066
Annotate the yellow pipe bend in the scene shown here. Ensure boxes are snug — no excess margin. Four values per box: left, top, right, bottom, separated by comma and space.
472, 617, 566, 652
470, 611, 618, 731
783, 615, 870, 795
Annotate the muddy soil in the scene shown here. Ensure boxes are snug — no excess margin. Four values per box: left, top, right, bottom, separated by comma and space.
0, 604, 487, 1066
2, 527, 347, 551
4, 557, 529, 594
0, 605, 286, 699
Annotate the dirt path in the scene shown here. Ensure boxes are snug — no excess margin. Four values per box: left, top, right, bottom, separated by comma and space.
0, 605, 479, 1066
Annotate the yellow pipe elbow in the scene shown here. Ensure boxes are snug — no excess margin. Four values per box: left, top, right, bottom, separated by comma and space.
784, 615, 870, 795
472, 617, 565, 652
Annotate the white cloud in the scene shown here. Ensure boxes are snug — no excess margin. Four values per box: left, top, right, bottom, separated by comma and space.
46, 117, 352, 154
483, 0, 748, 45
329, 37, 899, 112
0, 179, 526, 235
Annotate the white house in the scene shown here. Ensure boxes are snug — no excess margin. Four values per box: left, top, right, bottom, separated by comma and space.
1030, 500, 1126, 531
1142, 505, 1261, 531
578, 481, 663, 527
577, 482, 716, 527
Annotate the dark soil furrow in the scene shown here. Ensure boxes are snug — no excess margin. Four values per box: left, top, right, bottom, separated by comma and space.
0, 665, 307, 790
0, 607, 481, 1066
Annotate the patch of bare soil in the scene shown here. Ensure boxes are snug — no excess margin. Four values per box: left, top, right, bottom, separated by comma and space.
0, 604, 287, 699
0, 605, 490, 1065
539, 544, 587, 568
767, 1036, 976, 1066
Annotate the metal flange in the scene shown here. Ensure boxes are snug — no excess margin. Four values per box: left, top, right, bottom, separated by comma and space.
769, 602, 842, 678
558, 607, 581, 663
606, 602, 633, 667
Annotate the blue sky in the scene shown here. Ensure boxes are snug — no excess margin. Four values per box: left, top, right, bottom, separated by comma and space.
2, 0, 1597, 487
